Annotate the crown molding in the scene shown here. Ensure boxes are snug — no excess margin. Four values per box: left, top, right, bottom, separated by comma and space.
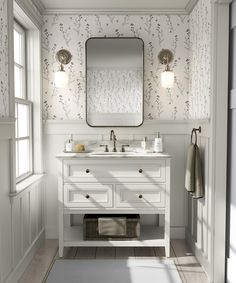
28, 0, 231, 16
42, 8, 188, 15
212, 0, 232, 3
14, 0, 43, 27
31, 0, 45, 14
185, 0, 198, 14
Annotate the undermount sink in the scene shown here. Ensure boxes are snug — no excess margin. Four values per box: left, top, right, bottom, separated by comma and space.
90, 151, 135, 156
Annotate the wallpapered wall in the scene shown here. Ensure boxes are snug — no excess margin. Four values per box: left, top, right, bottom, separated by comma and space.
189, 0, 211, 119
0, 0, 9, 117
42, 15, 190, 120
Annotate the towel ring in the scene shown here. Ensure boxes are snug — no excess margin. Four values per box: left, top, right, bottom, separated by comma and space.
191, 126, 201, 145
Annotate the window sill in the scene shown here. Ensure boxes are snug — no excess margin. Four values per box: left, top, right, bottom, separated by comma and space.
10, 174, 44, 198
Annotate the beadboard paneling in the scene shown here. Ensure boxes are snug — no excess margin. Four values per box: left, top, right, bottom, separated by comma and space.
0, 135, 45, 283
0, 139, 12, 283
43, 120, 201, 239
8, 180, 45, 283
186, 130, 211, 277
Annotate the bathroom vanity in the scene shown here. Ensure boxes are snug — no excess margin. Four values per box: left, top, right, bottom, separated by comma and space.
57, 152, 171, 257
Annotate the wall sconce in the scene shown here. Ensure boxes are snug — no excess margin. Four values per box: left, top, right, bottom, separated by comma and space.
158, 49, 174, 88
55, 49, 72, 88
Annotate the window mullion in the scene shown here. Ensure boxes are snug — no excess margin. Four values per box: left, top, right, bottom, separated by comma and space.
15, 136, 30, 141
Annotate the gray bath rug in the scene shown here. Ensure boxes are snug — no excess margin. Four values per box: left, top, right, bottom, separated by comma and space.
45, 258, 182, 283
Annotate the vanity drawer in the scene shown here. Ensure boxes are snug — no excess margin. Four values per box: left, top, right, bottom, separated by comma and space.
63, 160, 166, 181
115, 183, 166, 208
64, 184, 113, 208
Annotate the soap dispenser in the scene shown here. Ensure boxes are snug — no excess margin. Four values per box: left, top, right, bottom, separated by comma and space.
153, 132, 163, 153
141, 136, 147, 151
65, 134, 74, 152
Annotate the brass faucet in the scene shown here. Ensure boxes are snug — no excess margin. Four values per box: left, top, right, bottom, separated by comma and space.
110, 130, 117, 152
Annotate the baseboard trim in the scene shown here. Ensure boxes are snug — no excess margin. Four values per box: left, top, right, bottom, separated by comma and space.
185, 228, 212, 282
45, 226, 58, 239
170, 227, 185, 239
5, 229, 45, 283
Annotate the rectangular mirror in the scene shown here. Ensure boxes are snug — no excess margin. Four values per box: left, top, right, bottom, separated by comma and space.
86, 37, 144, 127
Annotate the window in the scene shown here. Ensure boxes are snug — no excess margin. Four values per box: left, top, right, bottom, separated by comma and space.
14, 21, 33, 182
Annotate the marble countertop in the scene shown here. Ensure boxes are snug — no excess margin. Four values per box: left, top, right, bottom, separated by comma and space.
56, 151, 171, 159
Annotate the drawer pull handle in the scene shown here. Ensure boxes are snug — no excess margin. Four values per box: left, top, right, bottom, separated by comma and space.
85, 194, 90, 199
86, 169, 90, 173
138, 194, 143, 199
139, 169, 143, 173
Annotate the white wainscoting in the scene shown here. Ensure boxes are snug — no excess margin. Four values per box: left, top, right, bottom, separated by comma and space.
185, 122, 212, 280
43, 119, 210, 242
0, 120, 45, 283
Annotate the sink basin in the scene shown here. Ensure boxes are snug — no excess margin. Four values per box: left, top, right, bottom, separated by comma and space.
90, 151, 135, 156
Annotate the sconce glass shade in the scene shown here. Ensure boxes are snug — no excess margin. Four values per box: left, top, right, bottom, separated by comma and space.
54, 49, 72, 88
161, 70, 174, 88
54, 69, 69, 88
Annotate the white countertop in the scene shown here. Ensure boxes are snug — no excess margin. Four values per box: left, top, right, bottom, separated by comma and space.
56, 151, 171, 159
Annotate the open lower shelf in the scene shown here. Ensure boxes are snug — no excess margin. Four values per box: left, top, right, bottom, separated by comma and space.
64, 225, 166, 247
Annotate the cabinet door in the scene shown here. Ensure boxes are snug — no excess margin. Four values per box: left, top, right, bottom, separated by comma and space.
115, 183, 166, 208
64, 184, 113, 208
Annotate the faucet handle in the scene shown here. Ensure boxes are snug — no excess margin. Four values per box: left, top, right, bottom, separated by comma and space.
100, 144, 109, 152
121, 144, 130, 152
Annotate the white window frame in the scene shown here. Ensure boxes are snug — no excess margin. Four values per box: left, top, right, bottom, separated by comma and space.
14, 21, 26, 100
14, 20, 34, 183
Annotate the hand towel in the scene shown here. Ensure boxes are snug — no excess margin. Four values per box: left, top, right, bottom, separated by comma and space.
185, 143, 204, 198
192, 145, 204, 198
185, 143, 196, 192
98, 217, 126, 236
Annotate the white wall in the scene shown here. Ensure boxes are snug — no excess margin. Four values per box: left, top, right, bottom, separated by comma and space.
227, 1, 236, 282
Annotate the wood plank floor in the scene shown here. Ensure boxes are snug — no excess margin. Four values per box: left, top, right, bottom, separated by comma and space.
19, 239, 209, 283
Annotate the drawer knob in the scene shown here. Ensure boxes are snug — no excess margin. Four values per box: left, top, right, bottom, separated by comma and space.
85, 194, 90, 199
139, 169, 143, 173
86, 169, 90, 173
138, 194, 143, 199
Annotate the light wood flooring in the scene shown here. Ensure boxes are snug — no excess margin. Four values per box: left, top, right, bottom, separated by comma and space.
19, 239, 209, 283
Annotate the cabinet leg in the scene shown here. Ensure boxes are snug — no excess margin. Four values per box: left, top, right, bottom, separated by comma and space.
59, 246, 64, 258
165, 244, 170, 257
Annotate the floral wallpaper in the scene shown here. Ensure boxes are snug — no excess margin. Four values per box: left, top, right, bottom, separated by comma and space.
0, 0, 9, 117
42, 15, 190, 121
87, 69, 142, 113
189, 0, 211, 119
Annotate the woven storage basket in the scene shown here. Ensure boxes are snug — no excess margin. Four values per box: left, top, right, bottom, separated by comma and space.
83, 214, 140, 240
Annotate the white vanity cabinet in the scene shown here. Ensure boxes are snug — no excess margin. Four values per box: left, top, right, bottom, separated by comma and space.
57, 153, 171, 257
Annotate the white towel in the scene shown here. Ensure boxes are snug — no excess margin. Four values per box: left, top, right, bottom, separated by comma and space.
185, 143, 204, 198
98, 217, 126, 236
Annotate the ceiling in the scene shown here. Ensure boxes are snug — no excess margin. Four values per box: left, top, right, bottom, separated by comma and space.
34, 0, 198, 14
